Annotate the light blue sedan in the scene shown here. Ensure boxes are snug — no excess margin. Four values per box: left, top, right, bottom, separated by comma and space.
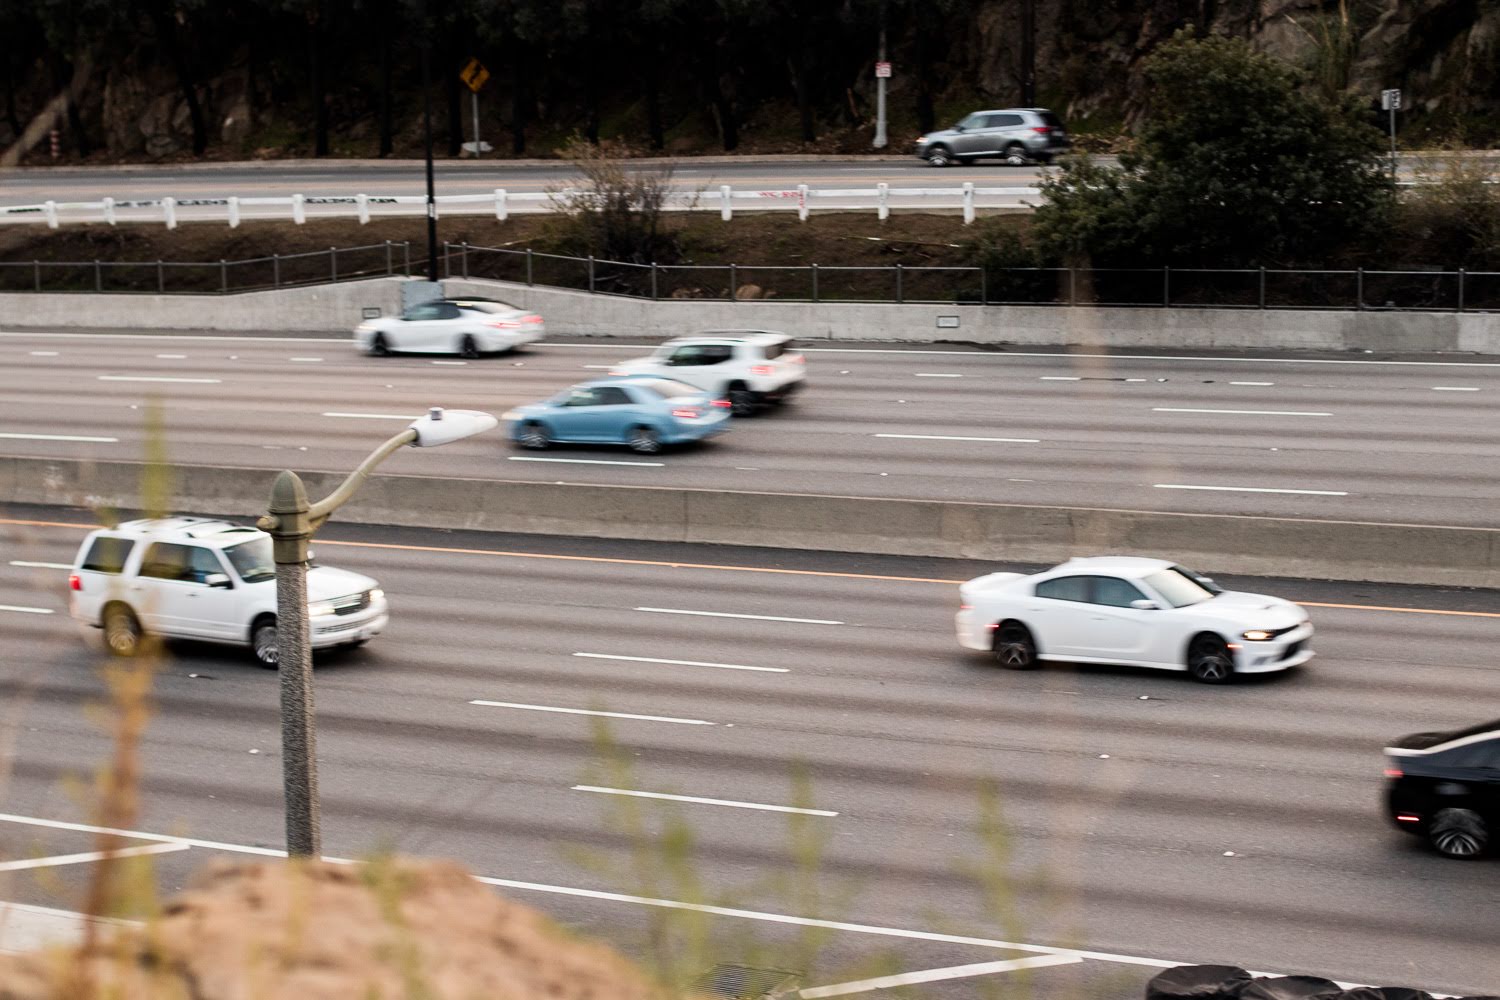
502, 377, 732, 454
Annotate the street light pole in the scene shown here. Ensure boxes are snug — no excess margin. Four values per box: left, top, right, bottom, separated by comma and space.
873, 3, 888, 149
421, 33, 439, 283
258, 409, 497, 857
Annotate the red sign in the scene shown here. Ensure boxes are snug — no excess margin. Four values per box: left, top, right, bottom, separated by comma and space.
875, 61, 892, 79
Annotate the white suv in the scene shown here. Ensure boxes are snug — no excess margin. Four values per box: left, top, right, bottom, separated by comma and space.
68, 516, 388, 667
611, 330, 806, 415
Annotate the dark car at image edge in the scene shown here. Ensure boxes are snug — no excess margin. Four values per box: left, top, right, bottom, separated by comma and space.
1384, 718, 1500, 859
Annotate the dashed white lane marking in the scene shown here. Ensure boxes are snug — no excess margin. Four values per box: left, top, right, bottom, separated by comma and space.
913, 372, 963, 378
799, 955, 1082, 999
27, 351, 59, 357
582, 365, 615, 370
635, 607, 844, 625
0, 842, 189, 873
321, 411, 421, 420
1230, 381, 1275, 386
289, 356, 324, 362
0, 605, 54, 615
8, 561, 71, 570
97, 375, 221, 384
874, 433, 1039, 444
469, 700, 715, 726
573, 652, 789, 674
572, 786, 838, 817
1152, 407, 1331, 416
1431, 386, 1479, 391
1040, 376, 1080, 381
0, 432, 118, 443
508, 456, 664, 467
432, 360, 468, 366
1154, 483, 1349, 496
155, 353, 187, 359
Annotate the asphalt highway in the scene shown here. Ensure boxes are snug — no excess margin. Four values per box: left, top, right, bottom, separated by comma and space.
0, 511, 1497, 996
1, 329, 1498, 525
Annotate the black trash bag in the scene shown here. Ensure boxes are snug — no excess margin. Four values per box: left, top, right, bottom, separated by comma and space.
1237, 976, 1344, 1000
1339, 988, 1433, 1000
1147, 965, 1254, 1000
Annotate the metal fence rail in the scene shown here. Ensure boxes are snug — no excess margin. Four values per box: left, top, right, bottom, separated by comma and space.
3, 240, 1497, 313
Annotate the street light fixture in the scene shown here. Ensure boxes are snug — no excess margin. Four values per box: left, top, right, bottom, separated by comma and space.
257, 407, 498, 857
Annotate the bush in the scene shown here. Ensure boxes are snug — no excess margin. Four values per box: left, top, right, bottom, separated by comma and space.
548, 136, 684, 279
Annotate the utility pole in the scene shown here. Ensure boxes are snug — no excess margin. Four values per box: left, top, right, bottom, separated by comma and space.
1020, 0, 1036, 106
421, 28, 439, 283
873, 1, 888, 149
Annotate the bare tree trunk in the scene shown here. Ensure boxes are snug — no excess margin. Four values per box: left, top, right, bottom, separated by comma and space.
143, 0, 208, 156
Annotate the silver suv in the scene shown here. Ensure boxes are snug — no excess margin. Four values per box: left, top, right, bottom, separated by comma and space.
914, 108, 1071, 167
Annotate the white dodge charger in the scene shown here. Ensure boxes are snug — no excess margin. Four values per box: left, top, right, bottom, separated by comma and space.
355, 297, 544, 358
956, 556, 1313, 683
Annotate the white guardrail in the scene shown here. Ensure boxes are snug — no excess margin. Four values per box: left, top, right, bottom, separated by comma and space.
0, 183, 1043, 229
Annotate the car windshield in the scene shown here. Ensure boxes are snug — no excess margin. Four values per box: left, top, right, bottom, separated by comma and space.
630, 378, 700, 398
1143, 567, 1218, 608
224, 537, 276, 583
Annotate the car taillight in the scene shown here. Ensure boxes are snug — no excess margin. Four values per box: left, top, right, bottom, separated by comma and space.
959, 603, 972, 610
1396, 813, 1420, 823
710, 399, 733, 409
522, 314, 543, 324
1032, 126, 1052, 134
1384, 766, 1403, 778
750, 365, 774, 375
672, 408, 701, 418
487, 320, 522, 329
68, 573, 81, 591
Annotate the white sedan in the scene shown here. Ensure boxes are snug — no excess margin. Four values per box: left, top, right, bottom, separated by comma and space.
956, 556, 1313, 683
355, 297, 544, 358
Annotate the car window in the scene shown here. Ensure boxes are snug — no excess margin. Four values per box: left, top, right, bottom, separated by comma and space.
435, 303, 462, 320
80, 536, 134, 573
1444, 739, 1500, 768
761, 340, 789, 359
1035, 575, 1090, 602
403, 303, 441, 321
224, 537, 276, 583
630, 378, 699, 398
139, 543, 194, 582
184, 546, 225, 583
1040, 112, 1065, 128
987, 113, 1024, 128
562, 388, 601, 407
957, 113, 985, 130
1092, 576, 1149, 608
456, 301, 518, 314
594, 387, 633, 406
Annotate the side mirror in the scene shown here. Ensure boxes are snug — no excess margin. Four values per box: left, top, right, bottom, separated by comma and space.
1129, 599, 1158, 611
205, 573, 232, 589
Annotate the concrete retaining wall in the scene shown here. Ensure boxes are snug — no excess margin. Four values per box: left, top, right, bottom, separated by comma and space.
4, 276, 1498, 353
7, 456, 1495, 588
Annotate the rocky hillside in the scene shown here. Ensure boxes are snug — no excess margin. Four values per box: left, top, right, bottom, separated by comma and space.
1, 0, 1495, 164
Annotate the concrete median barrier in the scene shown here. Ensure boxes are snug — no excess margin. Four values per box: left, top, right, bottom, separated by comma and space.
4, 456, 1496, 588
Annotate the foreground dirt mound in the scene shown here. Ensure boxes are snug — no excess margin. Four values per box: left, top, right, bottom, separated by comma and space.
0, 857, 676, 1000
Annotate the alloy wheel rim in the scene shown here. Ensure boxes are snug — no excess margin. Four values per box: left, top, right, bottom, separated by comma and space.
633, 430, 659, 453
1434, 813, 1485, 856
1193, 650, 1230, 680
105, 618, 135, 653
255, 627, 278, 665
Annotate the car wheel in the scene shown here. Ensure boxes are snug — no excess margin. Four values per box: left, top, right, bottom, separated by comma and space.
628, 425, 662, 454
993, 623, 1039, 670
727, 384, 758, 417
1429, 808, 1489, 859
251, 615, 279, 669
458, 334, 480, 359
1187, 634, 1235, 684
102, 604, 143, 657
369, 333, 390, 357
519, 421, 550, 449
1001, 143, 1028, 166
925, 145, 954, 167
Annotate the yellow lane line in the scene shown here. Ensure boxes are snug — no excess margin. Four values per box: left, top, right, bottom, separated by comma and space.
3, 517, 1494, 618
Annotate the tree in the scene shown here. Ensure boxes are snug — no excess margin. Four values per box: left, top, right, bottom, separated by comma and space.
1034, 29, 1392, 268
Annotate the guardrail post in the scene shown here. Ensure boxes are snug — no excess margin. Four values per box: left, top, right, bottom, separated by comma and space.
1458, 268, 1466, 312
962, 182, 975, 225
494, 188, 507, 221
162, 196, 177, 230
384, 240, 393, 275
1163, 266, 1170, 307
651, 262, 659, 301
1068, 267, 1076, 306
443, 243, 452, 280
356, 193, 369, 225
896, 263, 903, 303
798, 184, 809, 222
1258, 266, 1266, 309
94, 259, 102, 292
720, 184, 732, 221
1356, 267, 1364, 310
526, 248, 534, 286
32, 260, 40, 291
157, 260, 165, 293
729, 263, 737, 300
103, 196, 116, 226
273, 253, 280, 288
228, 196, 241, 228
877, 182, 889, 222
811, 263, 819, 303
980, 267, 987, 305
461, 241, 470, 279
403, 241, 411, 276
292, 193, 305, 225
330, 246, 338, 283
44, 201, 58, 229
220, 259, 228, 293
588, 255, 595, 292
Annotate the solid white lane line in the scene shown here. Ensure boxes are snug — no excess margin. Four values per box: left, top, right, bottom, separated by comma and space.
573, 652, 789, 674
1230, 381, 1275, 386
0, 605, 55, 615
0, 432, 118, 443
573, 786, 838, 817
635, 607, 844, 625
432, 360, 468, 365
0, 842, 189, 873
1154, 483, 1349, 496
874, 433, 1039, 444
27, 351, 59, 357
289, 356, 325, 362
798, 955, 1082, 999
96, 375, 221, 384
0, 332, 345, 344
913, 372, 963, 378
468, 700, 714, 726
155, 353, 187, 359
507, 456, 664, 468
1039, 376, 1080, 381
321, 411, 421, 420
1431, 386, 1479, 391
8, 561, 71, 570
793, 346, 1500, 368
1152, 407, 1331, 416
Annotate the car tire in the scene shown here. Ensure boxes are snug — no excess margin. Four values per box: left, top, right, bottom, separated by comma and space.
1001, 143, 1028, 166
727, 383, 758, 417
459, 334, 480, 360
628, 425, 662, 454
993, 623, 1039, 670
102, 603, 143, 658
1429, 808, 1489, 859
369, 333, 390, 357
925, 145, 955, 167
1187, 634, 1235, 684
251, 615, 279, 669
519, 421, 550, 449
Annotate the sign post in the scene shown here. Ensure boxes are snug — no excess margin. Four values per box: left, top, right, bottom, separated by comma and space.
1381, 88, 1401, 183
873, 60, 891, 149
460, 58, 492, 158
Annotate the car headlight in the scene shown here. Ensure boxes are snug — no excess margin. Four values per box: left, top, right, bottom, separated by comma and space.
368, 588, 384, 603
355, 322, 374, 333
501, 409, 523, 421
1241, 629, 1274, 641
309, 600, 336, 618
